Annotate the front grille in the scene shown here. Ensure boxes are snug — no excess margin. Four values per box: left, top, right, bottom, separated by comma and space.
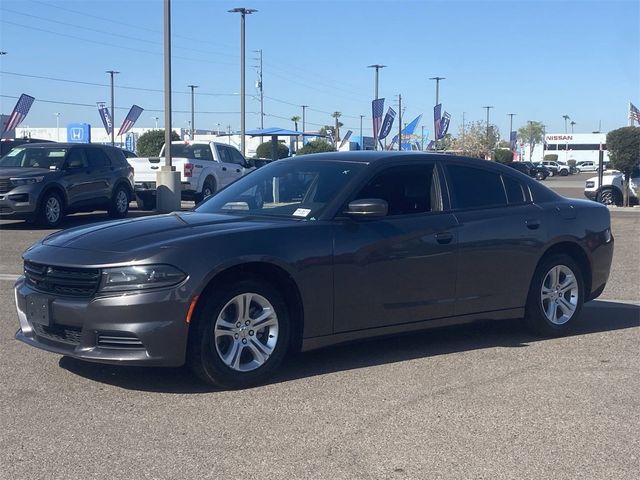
97, 333, 144, 350
0, 178, 11, 194
33, 323, 81, 345
24, 261, 101, 298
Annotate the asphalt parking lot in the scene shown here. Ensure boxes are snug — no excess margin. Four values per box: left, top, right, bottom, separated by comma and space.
0, 179, 638, 480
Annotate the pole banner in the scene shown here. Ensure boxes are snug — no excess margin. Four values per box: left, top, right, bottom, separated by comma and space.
97, 102, 113, 135
339, 130, 353, 149
378, 107, 396, 140
2, 94, 35, 136
117, 104, 144, 136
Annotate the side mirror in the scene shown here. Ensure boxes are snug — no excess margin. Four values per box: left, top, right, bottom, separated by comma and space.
345, 198, 388, 218
246, 158, 256, 168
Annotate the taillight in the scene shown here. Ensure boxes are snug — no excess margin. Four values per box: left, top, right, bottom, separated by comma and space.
184, 163, 193, 177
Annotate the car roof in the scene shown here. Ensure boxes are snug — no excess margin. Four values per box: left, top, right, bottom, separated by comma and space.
8, 143, 113, 149
290, 151, 494, 165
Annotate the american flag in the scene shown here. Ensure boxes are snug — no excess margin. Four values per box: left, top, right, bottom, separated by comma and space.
2, 94, 35, 136
117, 104, 144, 136
630, 102, 640, 122
372, 98, 385, 138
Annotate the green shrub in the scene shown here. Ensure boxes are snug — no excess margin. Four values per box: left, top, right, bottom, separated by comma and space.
137, 129, 180, 157
567, 159, 577, 167
493, 149, 513, 163
296, 139, 337, 155
544, 154, 559, 161
256, 141, 289, 159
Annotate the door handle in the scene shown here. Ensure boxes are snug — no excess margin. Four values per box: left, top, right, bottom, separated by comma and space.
222, 167, 227, 171
236, 168, 241, 173
435, 232, 453, 244
525, 219, 541, 230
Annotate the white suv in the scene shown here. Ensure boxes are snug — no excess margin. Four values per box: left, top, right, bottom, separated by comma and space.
542, 160, 570, 176
576, 161, 598, 173
584, 165, 640, 206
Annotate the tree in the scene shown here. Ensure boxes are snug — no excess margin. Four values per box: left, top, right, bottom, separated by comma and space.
291, 116, 301, 131
607, 126, 640, 206
455, 121, 499, 158
256, 140, 289, 159
331, 111, 342, 142
137, 129, 180, 157
493, 149, 514, 163
518, 121, 544, 162
296, 139, 336, 155
437, 133, 457, 151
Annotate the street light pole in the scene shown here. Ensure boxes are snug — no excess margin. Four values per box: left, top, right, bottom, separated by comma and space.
570, 120, 576, 133
397, 94, 402, 151
429, 77, 445, 150
507, 113, 516, 137
187, 84, 198, 139
367, 64, 387, 150
54, 113, 60, 141
229, 7, 257, 158
152, 116, 159, 129
301, 105, 308, 145
106, 70, 119, 146
562, 114, 570, 133
483, 106, 494, 159
360, 114, 364, 150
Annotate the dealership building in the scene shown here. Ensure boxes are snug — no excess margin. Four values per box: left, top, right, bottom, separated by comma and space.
522, 132, 609, 164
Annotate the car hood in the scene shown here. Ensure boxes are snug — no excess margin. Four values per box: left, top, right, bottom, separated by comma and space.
0, 167, 53, 178
39, 212, 290, 254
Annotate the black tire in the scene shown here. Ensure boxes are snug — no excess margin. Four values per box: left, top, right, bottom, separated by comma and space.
135, 194, 156, 211
535, 172, 545, 180
548, 170, 555, 177
196, 178, 216, 204
37, 190, 65, 228
187, 278, 291, 389
108, 184, 130, 218
596, 187, 622, 207
524, 254, 585, 337
560, 169, 569, 176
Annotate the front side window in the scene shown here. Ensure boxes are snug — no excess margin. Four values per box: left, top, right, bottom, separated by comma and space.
230, 148, 246, 166
446, 164, 507, 210
352, 164, 442, 215
85, 148, 110, 168
0, 146, 68, 169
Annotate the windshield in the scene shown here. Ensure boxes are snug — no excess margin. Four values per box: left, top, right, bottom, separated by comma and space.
0, 146, 68, 169
196, 159, 364, 219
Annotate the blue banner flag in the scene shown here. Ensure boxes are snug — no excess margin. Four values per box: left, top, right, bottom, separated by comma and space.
2, 94, 35, 136
372, 98, 385, 138
433, 104, 442, 139
509, 130, 517, 151
96, 102, 113, 135
339, 130, 353, 149
117, 104, 144, 136
438, 112, 451, 139
378, 107, 396, 140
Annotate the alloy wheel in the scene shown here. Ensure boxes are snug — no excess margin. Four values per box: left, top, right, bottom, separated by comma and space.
214, 293, 279, 372
116, 189, 128, 213
540, 265, 579, 325
598, 189, 614, 205
45, 197, 61, 224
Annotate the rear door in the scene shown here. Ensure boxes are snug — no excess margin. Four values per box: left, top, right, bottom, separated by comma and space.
333, 161, 459, 332
84, 146, 112, 203
61, 147, 92, 206
444, 163, 545, 315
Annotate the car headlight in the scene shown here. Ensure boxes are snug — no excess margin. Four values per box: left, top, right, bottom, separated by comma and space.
585, 181, 595, 188
99, 264, 186, 292
10, 176, 44, 186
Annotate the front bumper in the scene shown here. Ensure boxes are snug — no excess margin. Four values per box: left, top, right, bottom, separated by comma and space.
14, 277, 191, 366
584, 190, 598, 201
0, 188, 38, 218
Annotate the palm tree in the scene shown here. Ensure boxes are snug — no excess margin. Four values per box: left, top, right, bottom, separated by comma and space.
570, 120, 576, 133
291, 116, 301, 131
562, 114, 570, 133
331, 111, 342, 141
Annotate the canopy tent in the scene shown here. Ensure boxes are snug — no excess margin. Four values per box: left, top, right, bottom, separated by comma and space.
227, 127, 324, 160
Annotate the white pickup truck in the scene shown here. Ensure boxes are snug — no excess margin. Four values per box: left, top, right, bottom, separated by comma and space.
131, 141, 255, 209
584, 165, 639, 206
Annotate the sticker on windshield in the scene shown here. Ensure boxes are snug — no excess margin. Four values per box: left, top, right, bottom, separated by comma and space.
293, 208, 311, 217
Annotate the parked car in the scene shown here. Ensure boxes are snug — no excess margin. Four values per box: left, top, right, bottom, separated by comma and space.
0, 137, 53, 157
122, 149, 137, 159
14, 152, 613, 388
130, 141, 255, 210
506, 161, 549, 180
0, 143, 134, 227
542, 160, 570, 176
576, 161, 598, 173
584, 164, 640, 206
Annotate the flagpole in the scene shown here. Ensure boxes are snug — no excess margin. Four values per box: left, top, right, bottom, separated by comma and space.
630, 102, 634, 127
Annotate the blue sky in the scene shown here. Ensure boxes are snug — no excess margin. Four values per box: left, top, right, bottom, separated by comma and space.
0, 0, 638, 139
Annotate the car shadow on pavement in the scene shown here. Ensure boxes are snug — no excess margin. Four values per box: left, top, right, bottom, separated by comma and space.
0, 208, 158, 231
58, 300, 640, 394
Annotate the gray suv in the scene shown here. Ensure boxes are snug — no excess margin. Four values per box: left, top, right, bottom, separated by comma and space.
0, 143, 134, 227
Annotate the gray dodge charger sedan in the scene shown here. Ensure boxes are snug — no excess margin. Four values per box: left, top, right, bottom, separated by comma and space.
14, 152, 614, 388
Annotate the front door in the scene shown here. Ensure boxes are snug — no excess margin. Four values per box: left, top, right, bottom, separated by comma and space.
333, 162, 459, 333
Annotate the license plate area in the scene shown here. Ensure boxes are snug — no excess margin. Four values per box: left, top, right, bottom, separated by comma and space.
26, 295, 51, 326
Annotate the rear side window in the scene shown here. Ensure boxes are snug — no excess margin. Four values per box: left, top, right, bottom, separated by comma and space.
502, 175, 527, 204
85, 148, 110, 168
446, 164, 506, 210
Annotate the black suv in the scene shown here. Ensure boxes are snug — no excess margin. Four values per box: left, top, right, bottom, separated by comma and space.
506, 161, 549, 180
0, 143, 134, 227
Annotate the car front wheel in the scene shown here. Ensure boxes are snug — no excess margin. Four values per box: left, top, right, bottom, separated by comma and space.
188, 278, 290, 388
38, 191, 65, 228
597, 187, 622, 206
524, 254, 584, 336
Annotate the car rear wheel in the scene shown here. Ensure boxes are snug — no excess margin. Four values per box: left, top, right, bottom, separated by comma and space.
535, 172, 545, 180
188, 279, 290, 388
38, 191, 65, 228
108, 185, 130, 218
524, 254, 584, 336
196, 178, 216, 204
548, 170, 555, 177
597, 187, 622, 207
560, 169, 569, 176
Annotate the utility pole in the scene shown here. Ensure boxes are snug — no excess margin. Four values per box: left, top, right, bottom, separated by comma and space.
227, 125, 231, 145
188, 84, 198, 139
429, 77, 445, 150
397, 94, 402, 151
152, 116, 159, 129
421, 125, 424, 151
54, 113, 61, 141
483, 106, 494, 159
367, 64, 387, 150
106, 70, 119, 146
507, 113, 516, 137
360, 114, 364, 150
461, 112, 466, 150
229, 7, 257, 157
253, 49, 264, 128
301, 105, 308, 146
